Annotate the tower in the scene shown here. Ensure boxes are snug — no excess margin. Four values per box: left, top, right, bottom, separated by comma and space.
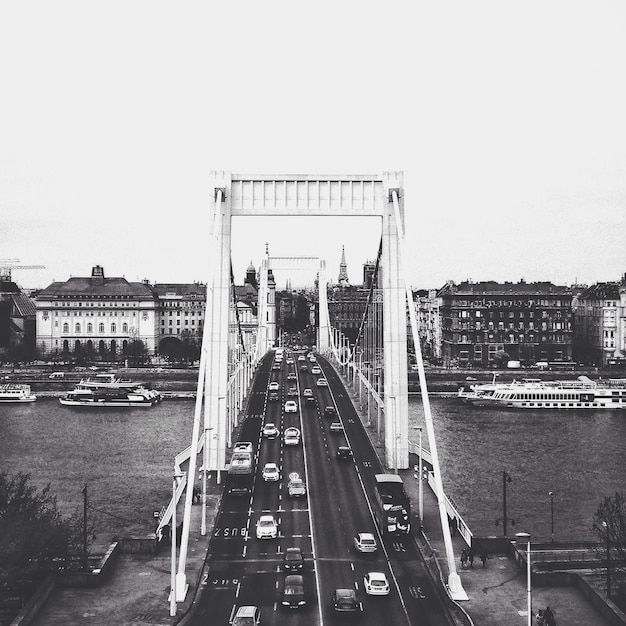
338, 245, 349, 287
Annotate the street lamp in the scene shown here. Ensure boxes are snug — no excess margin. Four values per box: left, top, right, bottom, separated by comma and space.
602, 521, 611, 597
549, 491, 554, 543
516, 532, 532, 626
413, 426, 423, 528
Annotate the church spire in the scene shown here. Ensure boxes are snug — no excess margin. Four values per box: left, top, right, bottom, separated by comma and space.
338, 245, 349, 286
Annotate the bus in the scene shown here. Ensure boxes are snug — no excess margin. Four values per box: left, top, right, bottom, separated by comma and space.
226, 450, 255, 495
373, 474, 411, 536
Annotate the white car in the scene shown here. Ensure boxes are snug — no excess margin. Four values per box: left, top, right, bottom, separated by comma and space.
262, 423, 279, 438
329, 422, 343, 432
262, 462, 280, 481
297, 355, 306, 362
287, 473, 306, 497
256, 514, 278, 539
269, 381, 279, 391
284, 427, 300, 445
233, 441, 253, 454
232, 605, 261, 626
284, 400, 298, 413
363, 571, 390, 596
316, 378, 328, 387
311, 366, 321, 374
286, 358, 294, 364
354, 532, 377, 553
303, 388, 313, 397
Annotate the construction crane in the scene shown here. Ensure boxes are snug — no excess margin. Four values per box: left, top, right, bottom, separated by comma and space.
0, 259, 46, 283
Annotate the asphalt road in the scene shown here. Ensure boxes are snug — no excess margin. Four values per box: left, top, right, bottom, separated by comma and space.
187, 351, 454, 626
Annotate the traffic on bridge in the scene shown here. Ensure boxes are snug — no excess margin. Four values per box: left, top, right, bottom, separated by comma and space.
187, 348, 452, 625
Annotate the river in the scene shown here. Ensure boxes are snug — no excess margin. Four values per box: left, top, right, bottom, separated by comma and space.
1, 395, 624, 550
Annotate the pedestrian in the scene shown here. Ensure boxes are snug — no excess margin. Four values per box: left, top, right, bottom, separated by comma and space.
543, 606, 555, 626
468, 547, 474, 568
460, 548, 468, 569
536, 609, 545, 625
193, 485, 201, 504
480, 550, 488, 566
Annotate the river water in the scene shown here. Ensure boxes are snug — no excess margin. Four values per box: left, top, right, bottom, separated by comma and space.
1, 396, 623, 549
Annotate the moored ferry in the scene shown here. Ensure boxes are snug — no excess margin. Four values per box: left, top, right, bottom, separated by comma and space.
60, 375, 162, 408
461, 376, 626, 409
0, 384, 37, 403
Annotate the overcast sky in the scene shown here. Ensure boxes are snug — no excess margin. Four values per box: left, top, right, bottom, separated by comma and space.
1, 1, 625, 291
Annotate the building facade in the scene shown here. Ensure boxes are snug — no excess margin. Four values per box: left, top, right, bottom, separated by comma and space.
437, 280, 573, 368
572, 275, 626, 366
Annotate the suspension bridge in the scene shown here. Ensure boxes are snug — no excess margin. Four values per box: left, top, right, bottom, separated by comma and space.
160, 171, 469, 621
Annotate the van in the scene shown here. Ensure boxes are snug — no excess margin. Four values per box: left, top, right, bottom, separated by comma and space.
535, 361, 549, 370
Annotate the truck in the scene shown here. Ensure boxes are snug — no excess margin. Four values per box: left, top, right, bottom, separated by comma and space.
226, 448, 255, 495
373, 474, 410, 535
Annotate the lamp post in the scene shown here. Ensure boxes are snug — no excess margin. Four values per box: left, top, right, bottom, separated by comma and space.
501, 470, 512, 536
170, 474, 178, 617
515, 532, 532, 626
602, 521, 611, 597
413, 426, 423, 528
549, 491, 554, 543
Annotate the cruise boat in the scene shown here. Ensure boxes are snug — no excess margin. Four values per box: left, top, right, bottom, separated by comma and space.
60, 375, 162, 407
461, 376, 626, 409
0, 383, 37, 403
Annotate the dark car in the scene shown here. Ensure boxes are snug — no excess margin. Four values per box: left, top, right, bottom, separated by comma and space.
281, 574, 306, 609
331, 588, 361, 612
337, 446, 352, 459
269, 391, 280, 402
283, 546, 304, 570
324, 406, 336, 418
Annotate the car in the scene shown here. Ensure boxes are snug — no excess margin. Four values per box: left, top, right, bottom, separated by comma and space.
269, 391, 280, 402
286, 358, 294, 364
281, 574, 306, 609
287, 372, 297, 380
262, 462, 280, 481
283, 546, 304, 570
337, 446, 352, 459
316, 378, 327, 387
287, 473, 306, 497
287, 386, 297, 396
297, 355, 306, 362
306, 395, 316, 403
256, 514, 278, 539
262, 423, 278, 439
233, 441, 253, 454
323, 405, 336, 417
284, 427, 300, 445
331, 588, 362, 613
330, 422, 343, 432
303, 388, 313, 397
353, 532, 377, 553
269, 381, 279, 391
299, 364, 308, 372
363, 571, 390, 595
284, 400, 298, 413
311, 366, 321, 374
272, 363, 281, 371
232, 605, 261, 625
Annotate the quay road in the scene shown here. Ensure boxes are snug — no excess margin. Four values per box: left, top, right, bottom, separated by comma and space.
188, 350, 453, 626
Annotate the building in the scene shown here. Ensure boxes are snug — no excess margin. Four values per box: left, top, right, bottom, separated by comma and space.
437, 280, 573, 368
35, 265, 159, 360
572, 275, 626, 366
0, 277, 37, 361
412, 288, 442, 363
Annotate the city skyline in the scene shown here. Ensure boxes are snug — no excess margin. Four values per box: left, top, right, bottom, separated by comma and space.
2, 2, 626, 291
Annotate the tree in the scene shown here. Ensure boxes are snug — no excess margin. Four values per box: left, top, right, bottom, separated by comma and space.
592, 492, 626, 588
0, 473, 85, 599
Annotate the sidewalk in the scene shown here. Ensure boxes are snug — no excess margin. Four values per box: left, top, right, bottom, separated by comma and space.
27, 490, 219, 626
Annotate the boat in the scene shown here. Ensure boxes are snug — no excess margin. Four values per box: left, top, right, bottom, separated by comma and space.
60, 375, 162, 407
0, 383, 37, 403
461, 376, 626, 409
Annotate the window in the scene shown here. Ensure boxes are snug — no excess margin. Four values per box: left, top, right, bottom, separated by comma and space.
75, 323, 81, 333
99, 323, 105, 333
87, 323, 93, 333
111, 323, 116, 333
122, 323, 128, 333
62, 323, 69, 334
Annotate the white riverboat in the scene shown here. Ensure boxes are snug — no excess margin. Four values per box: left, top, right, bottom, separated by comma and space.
0, 383, 37, 403
60, 375, 162, 408
460, 376, 626, 409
